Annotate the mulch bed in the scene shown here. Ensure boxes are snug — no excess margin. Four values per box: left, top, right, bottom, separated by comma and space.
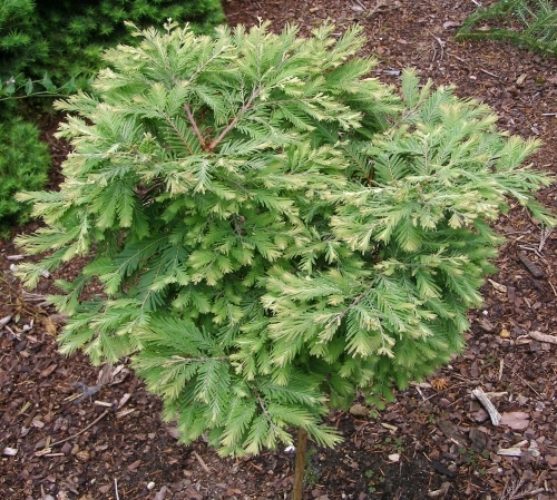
2, 0, 557, 498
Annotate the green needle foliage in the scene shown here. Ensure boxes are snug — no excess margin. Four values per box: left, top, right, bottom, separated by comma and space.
17, 22, 553, 456
457, 0, 557, 56
1, 0, 224, 98
0, 118, 50, 233
0, 0, 47, 79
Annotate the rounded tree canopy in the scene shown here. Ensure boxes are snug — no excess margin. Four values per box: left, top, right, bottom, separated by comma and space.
17, 21, 553, 456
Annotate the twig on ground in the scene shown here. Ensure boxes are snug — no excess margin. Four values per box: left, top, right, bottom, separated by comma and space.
21, 291, 49, 303
517, 244, 543, 258
50, 410, 110, 447
509, 476, 527, 498
94, 400, 113, 408
538, 227, 552, 253
518, 254, 545, 278
529, 330, 557, 345
419, 380, 469, 404
5, 325, 19, 339
511, 487, 546, 500
6, 255, 24, 261
479, 68, 499, 79
516, 374, 542, 398
114, 478, 120, 500
193, 450, 211, 473
73, 382, 103, 404
415, 385, 426, 401
498, 441, 527, 458
548, 280, 557, 298
363, 0, 390, 20
431, 35, 445, 61
472, 387, 501, 426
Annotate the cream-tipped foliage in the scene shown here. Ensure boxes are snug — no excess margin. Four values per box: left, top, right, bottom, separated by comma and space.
17, 23, 553, 456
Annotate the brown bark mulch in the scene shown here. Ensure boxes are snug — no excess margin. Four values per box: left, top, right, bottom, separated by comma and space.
2, 0, 557, 498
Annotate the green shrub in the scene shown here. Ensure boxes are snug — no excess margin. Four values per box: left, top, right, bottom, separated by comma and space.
17, 23, 553, 458
457, 0, 557, 56
1, 0, 225, 95
35, 0, 225, 83
0, 118, 50, 231
0, 0, 48, 85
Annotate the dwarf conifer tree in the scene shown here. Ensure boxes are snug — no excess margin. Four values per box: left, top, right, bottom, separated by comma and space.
17, 21, 553, 476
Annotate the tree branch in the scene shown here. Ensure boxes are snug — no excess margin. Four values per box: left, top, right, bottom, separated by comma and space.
163, 355, 228, 366
184, 103, 207, 151
207, 86, 261, 152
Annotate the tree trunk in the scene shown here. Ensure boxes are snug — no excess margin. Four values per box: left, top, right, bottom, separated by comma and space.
292, 427, 308, 500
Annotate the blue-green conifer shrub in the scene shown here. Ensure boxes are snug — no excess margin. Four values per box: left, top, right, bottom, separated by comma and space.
16, 22, 553, 456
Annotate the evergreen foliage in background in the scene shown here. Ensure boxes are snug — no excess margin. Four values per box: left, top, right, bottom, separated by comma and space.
0, 119, 50, 233
457, 0, 557, 56
0, 0, 224, 98
0, 0, 46, 84
0, 0, 223, 237
17, 23, 553, 456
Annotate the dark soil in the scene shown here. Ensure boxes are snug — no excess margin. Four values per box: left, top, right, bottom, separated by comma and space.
2, 1, 557, 498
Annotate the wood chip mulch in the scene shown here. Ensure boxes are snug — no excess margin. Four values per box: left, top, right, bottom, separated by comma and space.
1, 0, 557, 498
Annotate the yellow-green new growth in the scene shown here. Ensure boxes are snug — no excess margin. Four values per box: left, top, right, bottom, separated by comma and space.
17, 23, 553, 457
